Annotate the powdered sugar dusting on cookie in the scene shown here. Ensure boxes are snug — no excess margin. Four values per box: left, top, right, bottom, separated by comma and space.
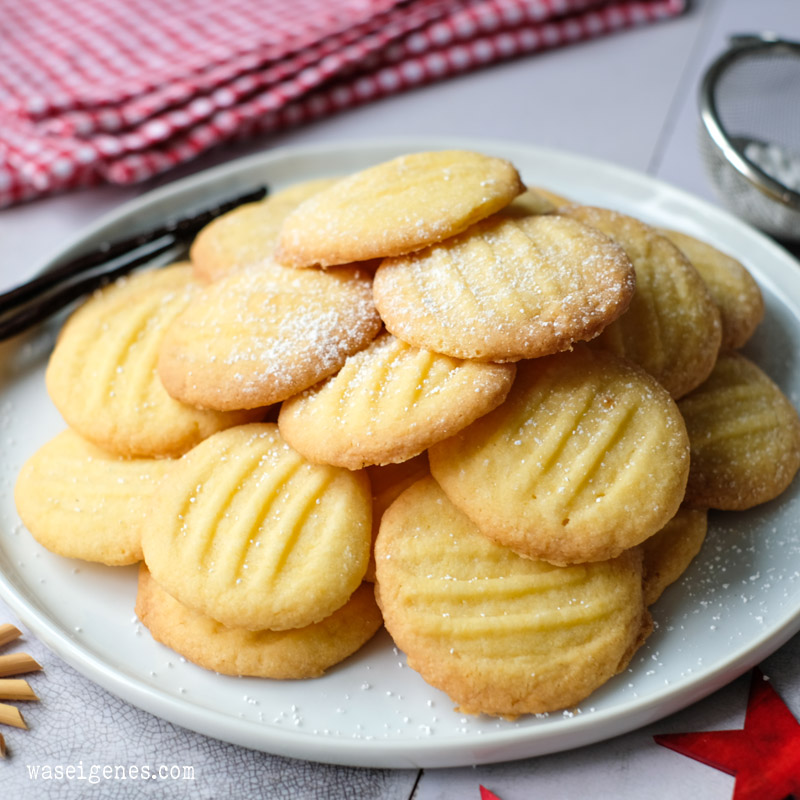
158, 261, 381, 410
373, 214, 635, 360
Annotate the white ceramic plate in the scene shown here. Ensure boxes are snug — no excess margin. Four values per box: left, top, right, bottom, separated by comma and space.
2, 137, 800, 769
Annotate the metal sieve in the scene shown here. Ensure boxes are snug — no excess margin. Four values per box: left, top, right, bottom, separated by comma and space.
699, 33, 800, 241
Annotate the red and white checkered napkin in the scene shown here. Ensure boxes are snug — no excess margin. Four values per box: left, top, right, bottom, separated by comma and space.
0, 0, 686, 207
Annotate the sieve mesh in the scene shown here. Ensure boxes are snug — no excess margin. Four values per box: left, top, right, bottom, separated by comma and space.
699, 35, 800, 240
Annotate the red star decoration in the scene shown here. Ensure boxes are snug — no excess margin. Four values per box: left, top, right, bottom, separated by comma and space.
654, 668, 800, 800
479, 788, 502, 800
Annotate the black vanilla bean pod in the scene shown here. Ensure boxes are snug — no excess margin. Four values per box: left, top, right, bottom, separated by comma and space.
0, 185, 267, 313
0, 184, 267, 340
0, 238, 183, 341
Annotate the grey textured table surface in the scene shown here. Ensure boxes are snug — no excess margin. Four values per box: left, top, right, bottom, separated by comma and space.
2, 1, 800, 798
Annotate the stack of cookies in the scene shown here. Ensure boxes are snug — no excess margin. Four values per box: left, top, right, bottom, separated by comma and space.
15, 149, 800, 718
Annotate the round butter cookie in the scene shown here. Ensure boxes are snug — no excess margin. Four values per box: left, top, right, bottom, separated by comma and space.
529, 185, 573, 207
190, 178, 338, 283
142, 423, 372, 631
136, 566, 382, 679
45, 264, 260, 457
276, 150, 524, 268
678, 351, 800, 510
429, 346, 690, 565
373, 213, 635, 361
158, 261, 381, 411
374, 476, 651, 718
641, 507, 708, 606
504, 186, 557, 216
563, 206, 722, 398
657, 228, 764, 350
15, 429, 172, 565
364, 452, 430, 582
278, 332, 516, 469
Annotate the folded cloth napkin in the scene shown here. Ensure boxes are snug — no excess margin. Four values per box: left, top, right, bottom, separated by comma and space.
0, 0, 686, 207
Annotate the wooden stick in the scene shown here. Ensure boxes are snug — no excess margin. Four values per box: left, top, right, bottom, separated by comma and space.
0, 624, 22, 649
0, 702, 26, 729
0, 731, 6, 757
0, 653, 42, 678
0, 679, 38, 701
